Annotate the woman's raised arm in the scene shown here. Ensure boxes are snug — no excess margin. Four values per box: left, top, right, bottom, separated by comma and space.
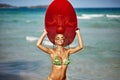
36, 29, 52, 54
68, 29, 84, 55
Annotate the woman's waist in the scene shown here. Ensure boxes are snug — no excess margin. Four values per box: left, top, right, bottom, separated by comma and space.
52, 65, 67, 71
50, 65, 67, 77
49, 73, 66, 80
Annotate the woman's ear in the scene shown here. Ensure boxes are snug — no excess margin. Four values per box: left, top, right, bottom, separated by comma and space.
55, 39, 57, 44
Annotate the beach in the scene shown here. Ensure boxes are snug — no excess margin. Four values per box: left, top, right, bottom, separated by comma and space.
0, 8, 120, 80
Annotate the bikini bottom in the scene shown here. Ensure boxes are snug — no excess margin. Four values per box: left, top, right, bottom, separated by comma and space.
48, 77, 66, 80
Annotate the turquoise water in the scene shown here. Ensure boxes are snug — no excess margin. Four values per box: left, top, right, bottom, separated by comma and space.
0, 8, 120, 80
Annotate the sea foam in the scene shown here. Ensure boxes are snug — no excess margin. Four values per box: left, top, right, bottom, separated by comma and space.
25, 36, 53, 46
26, 36, 38, 42
106, 14, 120, 18
77, 14, 104, 20
43, 40, 53, 46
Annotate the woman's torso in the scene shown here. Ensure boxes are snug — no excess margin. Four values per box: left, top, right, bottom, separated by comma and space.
49, 48, 70, 80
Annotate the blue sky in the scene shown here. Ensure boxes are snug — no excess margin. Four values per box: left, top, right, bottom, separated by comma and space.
0, 0, 120, 8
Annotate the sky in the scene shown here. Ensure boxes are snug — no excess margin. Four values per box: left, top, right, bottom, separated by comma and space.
0, 0, 120, 8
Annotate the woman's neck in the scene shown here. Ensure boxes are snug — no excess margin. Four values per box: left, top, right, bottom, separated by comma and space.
56, 45, 64, 52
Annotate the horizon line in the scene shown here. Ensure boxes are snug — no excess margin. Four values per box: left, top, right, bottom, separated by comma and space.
0, 3, 120, 8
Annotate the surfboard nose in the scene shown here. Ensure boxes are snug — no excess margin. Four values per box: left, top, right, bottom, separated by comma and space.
56, 26, 65, 34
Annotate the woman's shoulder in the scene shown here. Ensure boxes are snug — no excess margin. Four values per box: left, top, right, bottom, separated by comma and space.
64, 48, 69, 51
49, 48, 54, 53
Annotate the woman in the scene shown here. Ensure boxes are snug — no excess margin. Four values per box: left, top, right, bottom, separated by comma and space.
36, 29, 84, 80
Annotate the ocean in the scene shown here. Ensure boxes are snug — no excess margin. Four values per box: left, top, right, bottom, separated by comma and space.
0, 8, 120, 80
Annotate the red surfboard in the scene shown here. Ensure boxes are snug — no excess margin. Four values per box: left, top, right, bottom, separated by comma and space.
45, 0, 77, 46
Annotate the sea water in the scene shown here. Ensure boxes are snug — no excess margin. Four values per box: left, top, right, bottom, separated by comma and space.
0, 8, 120, 80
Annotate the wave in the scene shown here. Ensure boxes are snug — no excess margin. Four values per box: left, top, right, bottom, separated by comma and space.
106, 14, 120, 18
26, 36, 38, 42
77, 14, 104, 20
25, 36, 53, 46
43, 40, 53, 46
77, 16, 92, 19
82, 14, 104, 17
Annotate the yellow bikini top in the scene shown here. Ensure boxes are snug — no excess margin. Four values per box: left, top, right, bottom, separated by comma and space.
53, 56, 70, 65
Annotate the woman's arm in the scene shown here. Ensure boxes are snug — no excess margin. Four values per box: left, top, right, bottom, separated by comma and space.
68, 29, 84, 55
36, 29, 52, 54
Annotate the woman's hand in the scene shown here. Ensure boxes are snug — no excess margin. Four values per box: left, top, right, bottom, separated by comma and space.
43, 29, 47, 34
75, 29, 80, 34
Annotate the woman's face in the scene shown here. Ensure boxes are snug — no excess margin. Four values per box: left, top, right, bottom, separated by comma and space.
55, 34, 65, 46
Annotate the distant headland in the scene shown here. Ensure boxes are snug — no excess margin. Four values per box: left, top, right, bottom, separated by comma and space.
0, 3, 48, 8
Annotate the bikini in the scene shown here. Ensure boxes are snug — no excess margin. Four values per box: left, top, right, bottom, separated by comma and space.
53, 56, 70, 65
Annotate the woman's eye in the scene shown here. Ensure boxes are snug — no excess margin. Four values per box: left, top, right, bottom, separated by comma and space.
56, 38, 59, 40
